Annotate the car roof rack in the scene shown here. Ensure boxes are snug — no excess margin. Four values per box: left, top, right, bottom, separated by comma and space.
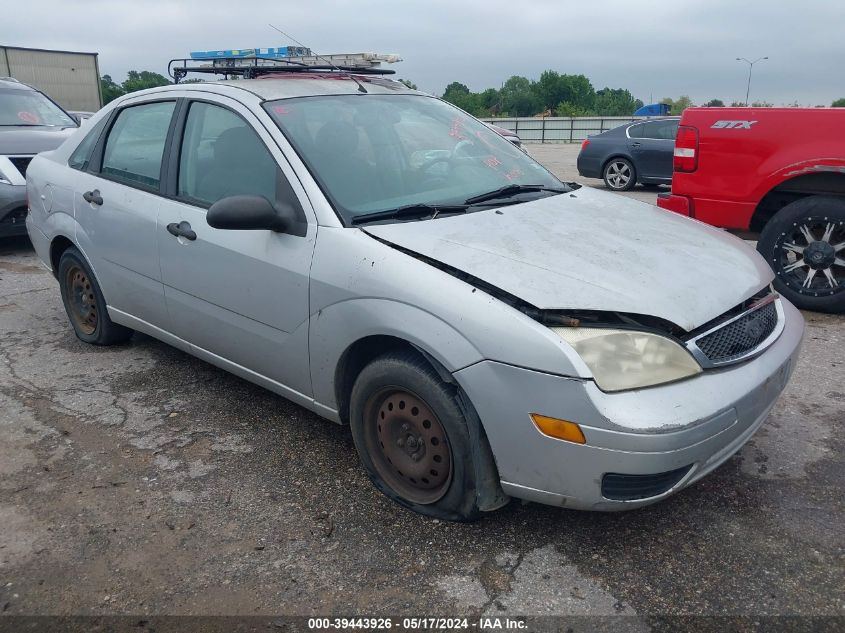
168, 51, 401, 83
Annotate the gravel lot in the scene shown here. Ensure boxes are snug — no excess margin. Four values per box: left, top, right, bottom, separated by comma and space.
0, 144, 843, 626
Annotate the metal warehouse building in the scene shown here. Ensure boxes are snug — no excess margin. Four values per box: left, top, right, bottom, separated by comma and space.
1, 45, 102, 111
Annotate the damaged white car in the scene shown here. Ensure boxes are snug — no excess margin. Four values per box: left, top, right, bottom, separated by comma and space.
26, 70, 803, 520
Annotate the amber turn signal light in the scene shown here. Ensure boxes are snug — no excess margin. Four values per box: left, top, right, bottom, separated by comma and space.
530, 414, 586, 444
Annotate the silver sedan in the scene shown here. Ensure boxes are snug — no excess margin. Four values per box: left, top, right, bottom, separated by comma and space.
25, 77, 803, 520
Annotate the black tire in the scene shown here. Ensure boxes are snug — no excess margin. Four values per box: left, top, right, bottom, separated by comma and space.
349, 350, 483, 521
603, 157, 636, 191
58, 247, 134, 345
757, 195, 845, 313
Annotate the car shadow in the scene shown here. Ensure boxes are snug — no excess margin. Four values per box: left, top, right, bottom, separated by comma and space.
0, 235, 34, 255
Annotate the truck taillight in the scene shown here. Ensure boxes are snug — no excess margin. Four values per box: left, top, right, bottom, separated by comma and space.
580, 139, 590, 152
673, 126, 699, 172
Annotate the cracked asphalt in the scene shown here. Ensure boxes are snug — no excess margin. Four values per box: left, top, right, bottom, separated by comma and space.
0, 148, 843, 624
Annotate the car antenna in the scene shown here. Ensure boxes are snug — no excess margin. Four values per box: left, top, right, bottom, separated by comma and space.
267, 24, 368, 93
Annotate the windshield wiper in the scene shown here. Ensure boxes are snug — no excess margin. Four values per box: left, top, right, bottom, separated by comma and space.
464, 184, 569, 205
351, 203, 468, 225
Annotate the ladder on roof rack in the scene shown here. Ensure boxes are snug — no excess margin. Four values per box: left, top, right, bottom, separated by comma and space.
169, 52, 402, 83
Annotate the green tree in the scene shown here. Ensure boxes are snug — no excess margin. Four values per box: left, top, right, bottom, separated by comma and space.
750, 100, 773, 108
562, 74, 595, 111
443, 82, 470, 98
730, 101, 746, 107
704, 98, 725, 107
831, 98, 845, 107
398, 78, 417, 90
121, 70, 170, 94
442, 81, 485, 115
479, 88, 501, 112
100, 74, 125, 104
534, 71, 595, 113
661, 95, 693, 115
554, 101, 590, 117
593, 88, 642, 116
535, 71, 567, 111
500, 75, 541, 116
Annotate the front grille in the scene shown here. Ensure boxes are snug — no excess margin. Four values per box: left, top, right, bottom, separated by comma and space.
695, 301, 778, 364
8, 156, 33, 178
1, 206, 27, 225
601, 465, 692, 501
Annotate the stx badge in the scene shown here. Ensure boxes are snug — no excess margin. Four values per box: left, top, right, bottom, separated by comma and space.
711, 120, 757, 129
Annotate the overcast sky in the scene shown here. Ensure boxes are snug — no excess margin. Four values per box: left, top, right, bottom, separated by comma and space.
5, 0, 844, 106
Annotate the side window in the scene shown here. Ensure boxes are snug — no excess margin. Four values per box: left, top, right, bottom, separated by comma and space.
641, 120, 678, 140
661, 120, 680, 140
100, 101, 175, 189
628, 123, 644, 139
68, 116, 109, 171
178, 102, 279, 206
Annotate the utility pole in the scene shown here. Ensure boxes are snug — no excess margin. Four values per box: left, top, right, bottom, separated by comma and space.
736, 57, 768, 106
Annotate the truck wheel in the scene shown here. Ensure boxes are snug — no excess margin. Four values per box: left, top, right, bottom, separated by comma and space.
58, 247, 134, 345
349, 350, 484, 522
757, 195, 845, 313
603, 158, 636, 191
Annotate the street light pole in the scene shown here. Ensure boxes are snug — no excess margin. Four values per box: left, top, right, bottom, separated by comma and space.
736, 57, 768, 106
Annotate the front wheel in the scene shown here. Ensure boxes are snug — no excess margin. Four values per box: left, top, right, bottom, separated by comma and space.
603, 158, 636, 191
349, 351, 484, 521
757, 195, 845, 313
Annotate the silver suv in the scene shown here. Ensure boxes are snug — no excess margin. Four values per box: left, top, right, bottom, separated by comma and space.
0, 78, 78, 237
25, 75, 803, 520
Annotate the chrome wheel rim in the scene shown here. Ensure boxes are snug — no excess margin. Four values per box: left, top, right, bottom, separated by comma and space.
363, 388, 452, 505
606, 161, 632, 189
773, 216, 845, 297
65, 265, 97, 335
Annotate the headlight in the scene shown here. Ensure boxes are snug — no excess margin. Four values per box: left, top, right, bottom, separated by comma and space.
552, 327, 702, 392
0, 167, 11, 185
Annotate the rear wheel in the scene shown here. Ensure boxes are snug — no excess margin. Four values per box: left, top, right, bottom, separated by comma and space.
58, 247, 134, 344
349, 350, 483, 521
757, 195, 845, 313
603, 158, 636, 191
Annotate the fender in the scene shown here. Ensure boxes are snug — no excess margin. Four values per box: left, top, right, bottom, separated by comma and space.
309, 297, 483, 411
752, 157, 845, 203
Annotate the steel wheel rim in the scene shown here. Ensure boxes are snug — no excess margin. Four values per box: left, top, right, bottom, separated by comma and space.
773, 216, 845, 297
65, 265, 97, 335
363, 388, 452, 505
606, 161, 631, 189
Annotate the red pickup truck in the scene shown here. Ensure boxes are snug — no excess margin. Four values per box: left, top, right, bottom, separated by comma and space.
657, 107, 845, 313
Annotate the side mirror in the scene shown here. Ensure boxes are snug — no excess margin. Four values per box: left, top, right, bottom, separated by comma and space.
207, 195, 298, 233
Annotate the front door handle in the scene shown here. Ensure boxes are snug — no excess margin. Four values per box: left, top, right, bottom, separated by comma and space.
166, 221, 197, 241
82, 189, 103, 205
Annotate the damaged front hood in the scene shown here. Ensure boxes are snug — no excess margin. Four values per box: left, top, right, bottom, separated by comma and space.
363, 187, 773, 331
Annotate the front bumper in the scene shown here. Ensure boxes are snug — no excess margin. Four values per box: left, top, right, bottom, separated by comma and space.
0, 182, 28, 237
454, 298, 804, 511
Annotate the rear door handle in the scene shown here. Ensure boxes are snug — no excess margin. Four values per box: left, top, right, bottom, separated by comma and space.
166, 221, 197, 241
630, 142, 642, 148
82, 190, 103, 205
